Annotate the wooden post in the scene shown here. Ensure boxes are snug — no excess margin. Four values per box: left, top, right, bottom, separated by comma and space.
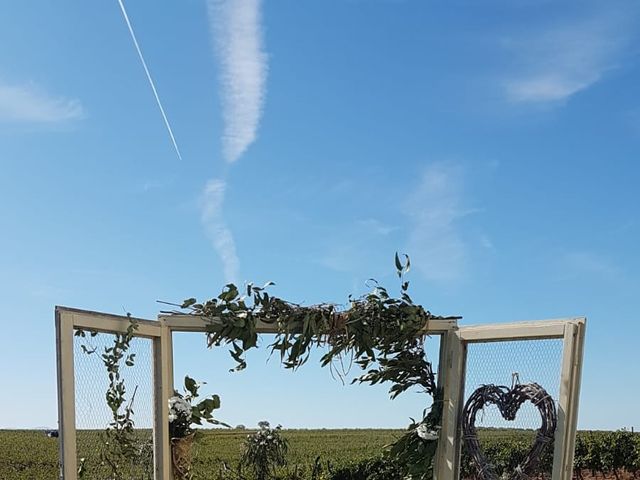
564, 320, 586, 475
552, 319, 587, 480
435, 329, 465, 480
153, 320, 173, 480
56, 308, 78, 479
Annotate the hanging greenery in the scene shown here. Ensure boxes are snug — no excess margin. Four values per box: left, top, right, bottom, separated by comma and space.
168, 253, 460, 479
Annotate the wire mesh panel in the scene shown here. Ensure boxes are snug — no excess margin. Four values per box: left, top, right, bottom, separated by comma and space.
460, 338, 564, 480
73, 329, 155, 479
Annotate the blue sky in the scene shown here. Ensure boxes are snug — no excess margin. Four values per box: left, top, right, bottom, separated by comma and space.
1, 0, 639, 431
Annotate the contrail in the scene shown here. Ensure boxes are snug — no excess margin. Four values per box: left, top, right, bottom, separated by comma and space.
208, 0, 268, 163
201, 179, 240, 283
116, 0, 183, 161
199, 0, 269, 281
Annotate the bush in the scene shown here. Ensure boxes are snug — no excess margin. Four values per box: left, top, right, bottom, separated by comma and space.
240, 422, 289, 480
327, 456, 404, 480
461, 430, 640, 479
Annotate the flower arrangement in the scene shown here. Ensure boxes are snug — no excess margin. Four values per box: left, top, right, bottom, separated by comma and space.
169, 375, 226, 439
169, 376, 227, 479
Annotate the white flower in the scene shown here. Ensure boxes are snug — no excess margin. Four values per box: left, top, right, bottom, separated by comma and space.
416, 423, 439, 441
168, 413, 176, 423
168, 396, 192, 420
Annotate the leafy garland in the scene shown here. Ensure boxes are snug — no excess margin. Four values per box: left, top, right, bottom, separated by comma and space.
170, 254, 460, 478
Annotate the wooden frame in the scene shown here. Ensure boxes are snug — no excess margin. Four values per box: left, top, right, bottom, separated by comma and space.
160, 314, 458, 480
56, 306, 584, 480
450, 317, 587, 480
55, 306, 169, 480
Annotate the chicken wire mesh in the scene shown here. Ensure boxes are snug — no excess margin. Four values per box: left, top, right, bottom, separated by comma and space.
460, 338, 564, 480
73, 329, 155, 479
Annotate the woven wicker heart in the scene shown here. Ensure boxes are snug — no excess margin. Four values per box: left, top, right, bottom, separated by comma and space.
462, 383, 557, 480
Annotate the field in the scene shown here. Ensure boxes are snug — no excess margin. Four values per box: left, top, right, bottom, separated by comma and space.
0, 428, 638, 479
0, 429, 402, 480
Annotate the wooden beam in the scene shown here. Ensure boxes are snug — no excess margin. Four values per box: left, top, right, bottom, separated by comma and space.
56, 306, 162, 338
160, 314, 458, 334
458, 319, 577, 342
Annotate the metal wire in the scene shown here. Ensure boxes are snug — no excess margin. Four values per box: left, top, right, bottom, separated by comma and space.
73, 330, 155, 478
460, 338, 563, 480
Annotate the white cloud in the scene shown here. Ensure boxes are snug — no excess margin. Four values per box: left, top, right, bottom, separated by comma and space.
317, 244, 361, 274
201, 179, 240, 284
357, 218, 398, 236
561, 251, 620, 279
208, 0, 268, 163
140, 179, 168, 192
0, 82, 83, 123
479, 234, 495, 251
405, 163, 469, 283
503, 8, 634, 103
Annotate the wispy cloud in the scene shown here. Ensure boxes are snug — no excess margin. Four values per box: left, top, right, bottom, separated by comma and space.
560, 251, 620, 279
314, 218, 396, 277
208, 0, 268, 163
503, 7, 635, 103
357, 218, 398, 236
140, 179, 168, 193
0, 82, 83, 123
201, 179, 240, 283
201, 0, 268, 281
405, 163, 470, 284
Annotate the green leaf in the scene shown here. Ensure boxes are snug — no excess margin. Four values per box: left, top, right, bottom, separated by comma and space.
181, 298, 197, 309
184, 376, 198, 397
219, 284, 239, 302
81, 345, 96, 355
395, 252, 403, 273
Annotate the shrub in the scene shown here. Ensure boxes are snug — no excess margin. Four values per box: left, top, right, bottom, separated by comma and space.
327, 456, 404, 480
240, 422, 289, 480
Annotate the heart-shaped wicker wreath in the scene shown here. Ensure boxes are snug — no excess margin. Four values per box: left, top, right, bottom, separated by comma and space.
462, 383, 557, 480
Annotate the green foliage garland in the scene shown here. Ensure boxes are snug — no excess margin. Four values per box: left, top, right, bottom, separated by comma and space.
171, 254, 461, 479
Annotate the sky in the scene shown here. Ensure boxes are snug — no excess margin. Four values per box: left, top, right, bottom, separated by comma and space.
0, 0, 639, 431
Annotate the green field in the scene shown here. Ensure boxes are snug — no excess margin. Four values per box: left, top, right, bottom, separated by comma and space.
1, 428, 638, 479
0, 429, 403, 480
